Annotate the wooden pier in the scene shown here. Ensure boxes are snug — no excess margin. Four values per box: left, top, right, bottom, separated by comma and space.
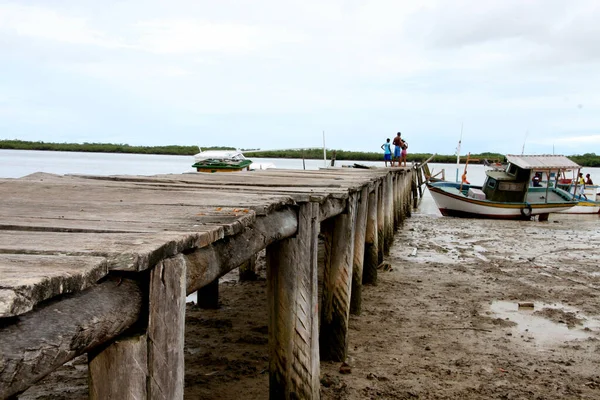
0, 166, 425, 399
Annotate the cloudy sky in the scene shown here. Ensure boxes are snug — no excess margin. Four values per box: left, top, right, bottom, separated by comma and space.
1, 0, 598, 155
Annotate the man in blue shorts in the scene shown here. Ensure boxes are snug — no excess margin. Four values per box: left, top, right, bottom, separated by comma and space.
392, 132, 403, 166
381, 138, 392, 167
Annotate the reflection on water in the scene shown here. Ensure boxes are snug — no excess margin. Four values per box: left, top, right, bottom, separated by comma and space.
490, 301, 599, 346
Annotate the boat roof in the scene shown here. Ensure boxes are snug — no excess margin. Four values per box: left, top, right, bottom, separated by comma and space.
505, 154, 580, 170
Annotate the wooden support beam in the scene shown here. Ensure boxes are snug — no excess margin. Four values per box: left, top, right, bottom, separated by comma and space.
350, 186, 369, 315
363, 184, 378, 285
185, 208, 298, 294
0, 278, 142, 399
320, 193, 358, 362
89, 334, 148, 400
376, 180, 384, 264
196, 278, 219, 309
148, 255, 186, 400
417, 166, 424, 198
412, 170, 419, 209
267, 202, 320, 399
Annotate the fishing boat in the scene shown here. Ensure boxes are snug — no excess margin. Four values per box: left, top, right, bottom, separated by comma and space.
191, 149, 275, 173
427, 155, 579, 220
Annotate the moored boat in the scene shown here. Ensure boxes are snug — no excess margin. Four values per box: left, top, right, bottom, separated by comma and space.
427, 155, 579, 220
192, 149, 276, 172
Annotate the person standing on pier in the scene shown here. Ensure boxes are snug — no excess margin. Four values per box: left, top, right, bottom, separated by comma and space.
381, 138, 392, 167
392, 132, 403, 167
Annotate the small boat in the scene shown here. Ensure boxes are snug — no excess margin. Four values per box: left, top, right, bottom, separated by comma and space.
427, 154, 579, 220
191, 149, 275, 173
553, 175, 600, 214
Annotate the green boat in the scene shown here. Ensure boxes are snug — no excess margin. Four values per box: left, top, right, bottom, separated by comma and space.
192, 158, 253, 173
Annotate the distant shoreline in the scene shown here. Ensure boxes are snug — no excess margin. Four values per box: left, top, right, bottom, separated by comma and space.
2, 140, 598, 166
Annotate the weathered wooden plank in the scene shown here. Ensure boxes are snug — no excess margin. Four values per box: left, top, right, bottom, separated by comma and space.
148, 255, 186, 400
0, 254, 108, 317
320, 192, 358, 362
267, 202, 320, 399
376, 180, 384, 264
0, 278, 142, 399
363, 183, 379, 285
185, 208, 298, 293
89, 334, 148, 400
350, 186, 369, 315
0, 230, 220, 271
384, 173, 394, 254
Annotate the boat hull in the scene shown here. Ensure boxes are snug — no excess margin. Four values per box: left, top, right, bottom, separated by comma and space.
427, 183, 576, 219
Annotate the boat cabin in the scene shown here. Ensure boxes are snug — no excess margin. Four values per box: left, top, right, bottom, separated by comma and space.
482, 155, 581, 202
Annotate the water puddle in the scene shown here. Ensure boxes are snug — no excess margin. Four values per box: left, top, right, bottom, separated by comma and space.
490, 301, 600, 346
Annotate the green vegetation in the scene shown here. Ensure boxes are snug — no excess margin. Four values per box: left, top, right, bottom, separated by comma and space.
3, 140, 600, 166
0, 139, 206, 155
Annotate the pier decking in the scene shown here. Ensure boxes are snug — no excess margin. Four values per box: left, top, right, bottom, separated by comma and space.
0, 166, 423, 399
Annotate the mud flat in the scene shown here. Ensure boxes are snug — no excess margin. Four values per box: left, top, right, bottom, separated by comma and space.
20, 211, 600, 399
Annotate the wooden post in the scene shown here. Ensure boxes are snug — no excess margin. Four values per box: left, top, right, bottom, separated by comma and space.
266, 202, 320, 399
350, 186, 369, 315
148, 254, 186, 400
384, 173, 394, 255
196, 278, 219, 309
376, 179, 384, 264
89, 335, 148, 400
363, 184, 378, 285
412, 170, 418, 209
239, 254, 258, 281
417, 166, 424, 198
320, 193, 357, 361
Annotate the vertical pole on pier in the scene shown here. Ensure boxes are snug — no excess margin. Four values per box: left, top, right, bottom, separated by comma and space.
148, 254, 186, 400
394, 173, 401, 230
384, 173, 394, 255
196, 278, 219, 309
350, 186, 369, 315
320, 192, 358, 361
363, 183, 379, 285
404, 171, 412, 219
376, 179, 385, 264
267, 202, 320, 399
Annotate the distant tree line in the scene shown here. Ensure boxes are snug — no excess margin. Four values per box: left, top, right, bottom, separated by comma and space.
2, 140, 599, 166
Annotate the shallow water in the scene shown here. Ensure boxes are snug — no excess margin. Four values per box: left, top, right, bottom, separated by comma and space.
490, 301, 600, 346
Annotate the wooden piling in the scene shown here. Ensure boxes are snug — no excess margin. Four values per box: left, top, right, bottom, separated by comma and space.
148, 255, 186, 400
89, 335, 148, 400
267, 202, 320, 399
320, 193, 358, 361
384, 173, 394, 254
363, 183, 379, 285
350, 186, 369, 315
377, 180, 385, 264
239, 253, 258, 281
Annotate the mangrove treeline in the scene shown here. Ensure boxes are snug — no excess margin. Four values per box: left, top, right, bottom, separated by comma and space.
2, 140, 600, 166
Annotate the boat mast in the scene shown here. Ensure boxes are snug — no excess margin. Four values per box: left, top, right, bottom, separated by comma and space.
322, 131, 327, 168
455, 123, 463, 182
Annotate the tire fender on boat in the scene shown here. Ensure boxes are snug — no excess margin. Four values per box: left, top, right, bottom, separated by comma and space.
520, 203, 532, 218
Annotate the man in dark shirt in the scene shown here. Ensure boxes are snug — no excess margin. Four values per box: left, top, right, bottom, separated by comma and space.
392, 132, 403, 167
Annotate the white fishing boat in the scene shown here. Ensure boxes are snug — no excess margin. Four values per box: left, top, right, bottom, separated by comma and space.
427, 155, 579, 220
192, 149, 276, 172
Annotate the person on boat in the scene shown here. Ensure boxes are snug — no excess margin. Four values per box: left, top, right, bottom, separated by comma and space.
532, 172, 542, 187
578, 173, 588, 200
392, 132, 403, 167
381, 138, 392, 167
461, 171, 470, 185
586, 173, 593, 185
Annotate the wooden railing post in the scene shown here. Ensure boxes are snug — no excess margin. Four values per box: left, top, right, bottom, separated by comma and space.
377, 179, 384, 264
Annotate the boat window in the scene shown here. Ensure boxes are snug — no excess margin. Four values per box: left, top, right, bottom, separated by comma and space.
487, 178, 497, 189
507, 164, 518, 176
